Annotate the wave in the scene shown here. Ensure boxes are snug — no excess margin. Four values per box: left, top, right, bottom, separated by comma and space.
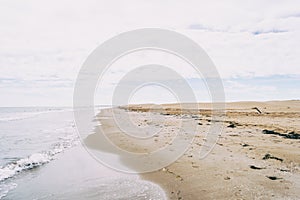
0, 134, 79, 199
0, 153, 52, 182
0, 108, 72, 122
0, 134, 79, 182
0, 133, 79, 199
0, 108, 81, 199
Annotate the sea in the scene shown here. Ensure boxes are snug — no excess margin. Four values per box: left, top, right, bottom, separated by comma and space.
0, 107, 166, 199
0, 107, 80, 198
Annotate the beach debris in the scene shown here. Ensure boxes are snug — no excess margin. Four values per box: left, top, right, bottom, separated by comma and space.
252, 107, 262, 114
285, 131, 300, 139
262, 130, 300, 140
266, 176, 282, 180
241, 143, 250, 147
227, 121, 242, 128
227, 123, 236, 128
198, 122, 203, 125
224, 176, 231, 180
250, 165, 265, 170
262, 154, 283, 162
262, 130, 279, 135
279, 168, 290, 172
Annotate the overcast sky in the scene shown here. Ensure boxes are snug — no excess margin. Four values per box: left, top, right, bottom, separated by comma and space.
1, 0, 300, 106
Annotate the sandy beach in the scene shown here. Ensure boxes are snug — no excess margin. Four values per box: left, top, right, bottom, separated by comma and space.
2, 0, 300, 199
3, 101, 299, 200
86, 100, 300, 199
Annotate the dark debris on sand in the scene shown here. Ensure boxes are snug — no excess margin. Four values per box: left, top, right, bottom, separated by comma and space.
284, 131, 300, 139
241, 143, 250, 147
228, 123, 236, 128
262, 129, 300, 140
266, 176, 282, 180
263, 154, 283, 162
252, 107, 262, 114
227, 122, 240, 128
250, 165, 265, 170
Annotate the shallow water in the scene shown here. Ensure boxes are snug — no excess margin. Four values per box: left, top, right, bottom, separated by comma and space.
2, 145, 166, 200
0, 107, 79, 198
0, 107, 166, 199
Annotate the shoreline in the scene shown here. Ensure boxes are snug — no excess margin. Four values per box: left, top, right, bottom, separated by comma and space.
3, 145, 166, 200
87, 100, 300, 199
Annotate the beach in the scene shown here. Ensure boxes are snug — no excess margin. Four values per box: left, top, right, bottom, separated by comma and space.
0, 107, 165, 200
86, 100, 300, 199
4, 145, 166, 200
2, 101, 299, 199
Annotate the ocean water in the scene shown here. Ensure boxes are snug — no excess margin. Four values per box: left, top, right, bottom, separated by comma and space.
0, 107, 79, 198
0, 107, 166, 200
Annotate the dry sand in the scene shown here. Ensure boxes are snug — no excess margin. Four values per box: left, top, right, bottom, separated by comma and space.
86, 100, 300, 200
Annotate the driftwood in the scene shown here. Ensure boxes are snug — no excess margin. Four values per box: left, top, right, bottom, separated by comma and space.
252, 107, 262, 114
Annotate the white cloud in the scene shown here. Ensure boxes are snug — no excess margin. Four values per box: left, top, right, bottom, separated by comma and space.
0, 0, 299, 106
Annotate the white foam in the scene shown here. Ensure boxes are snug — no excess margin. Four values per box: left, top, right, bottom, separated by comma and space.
0, 108, 81, 199
0, 153, 52, 182
0, 182, 17, 199
0, 126, 79, 182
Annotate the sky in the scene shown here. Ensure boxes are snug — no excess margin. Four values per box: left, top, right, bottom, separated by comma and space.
0, 0, 300, 106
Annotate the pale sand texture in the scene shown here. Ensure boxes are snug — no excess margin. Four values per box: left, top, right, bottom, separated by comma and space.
86, 100, 300, 200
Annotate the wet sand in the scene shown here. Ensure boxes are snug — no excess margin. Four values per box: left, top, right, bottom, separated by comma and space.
4, 145, 166, 200
87, 100, 300, 199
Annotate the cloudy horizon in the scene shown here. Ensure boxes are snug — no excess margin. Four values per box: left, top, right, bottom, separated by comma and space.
1, 0, 300, 106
